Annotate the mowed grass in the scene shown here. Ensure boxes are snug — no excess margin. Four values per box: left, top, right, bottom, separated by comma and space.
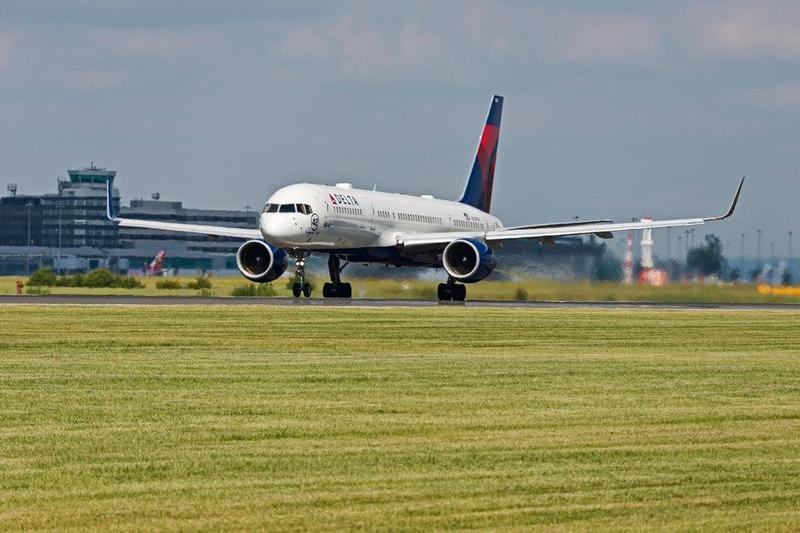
1, 305, 800, 531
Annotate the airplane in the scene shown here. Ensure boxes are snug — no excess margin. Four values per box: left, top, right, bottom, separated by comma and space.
105, 95, 744, 300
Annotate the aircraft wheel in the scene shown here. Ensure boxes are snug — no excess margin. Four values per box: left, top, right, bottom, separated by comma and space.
323, 282, 351, 298
292, 283, 302, 298
453, 284, 466, 301
437, 283, 452, 301
341, 282, 352, 298
302, 283, 312, 297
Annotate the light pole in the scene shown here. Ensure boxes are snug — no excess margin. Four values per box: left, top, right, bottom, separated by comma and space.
57, 205, 63, 275
25, 202, 33, 276
740, 233, 745, 264
756, 229, 763, 261
667, 227, 671, 260
739, 233, 744, 269
788, 230, 793, 260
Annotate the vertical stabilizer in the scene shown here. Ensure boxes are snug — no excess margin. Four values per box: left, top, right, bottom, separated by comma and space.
459, 95, 503, 213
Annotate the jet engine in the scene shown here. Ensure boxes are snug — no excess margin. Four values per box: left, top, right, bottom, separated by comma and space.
235, 240, 288, 283
442, 239, 496, 283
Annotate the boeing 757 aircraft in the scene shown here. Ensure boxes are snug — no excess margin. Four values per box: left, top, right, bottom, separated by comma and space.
106, 95, 744, 300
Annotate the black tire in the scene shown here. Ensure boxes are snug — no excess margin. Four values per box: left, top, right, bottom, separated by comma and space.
453, 284, 466, 301
292, 283, 302, 298
437, 283, 452, 301
302, 283, 312, 297
323, 282, 351, 298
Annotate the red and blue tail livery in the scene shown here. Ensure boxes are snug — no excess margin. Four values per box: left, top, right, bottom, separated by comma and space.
459, 94, 503, 213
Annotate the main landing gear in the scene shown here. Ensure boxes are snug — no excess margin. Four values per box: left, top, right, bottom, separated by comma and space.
291, 252, 312, 298
437, 278, 466, 301
323, 255, 352, 298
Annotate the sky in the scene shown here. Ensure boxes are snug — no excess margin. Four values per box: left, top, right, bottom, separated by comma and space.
0, 0, 797, 259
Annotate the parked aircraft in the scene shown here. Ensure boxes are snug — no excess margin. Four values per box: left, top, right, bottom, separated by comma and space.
106, 95, 744, 300
144, 250, 165, 276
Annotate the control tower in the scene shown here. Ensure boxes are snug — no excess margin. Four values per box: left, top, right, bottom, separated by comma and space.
51, 163, 120, 248
64, 162, 116, 187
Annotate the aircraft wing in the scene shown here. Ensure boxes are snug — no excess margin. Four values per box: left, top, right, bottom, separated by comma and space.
106, 182, 262, 240
397, 178, 744, 249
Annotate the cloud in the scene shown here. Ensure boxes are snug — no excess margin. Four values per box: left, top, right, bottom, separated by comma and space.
460, 3, 660, 63
93, 28, 217, 60
0, 32, 19, 72
739, 83, 800, 109
688, 1, 800, 59
1, 0, 336, 27
74, 69, 125, 91
273, 2, 457, 82
560, 13, 660, 62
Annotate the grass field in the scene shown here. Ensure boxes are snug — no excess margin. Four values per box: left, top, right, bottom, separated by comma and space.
1, 305, 799, 530
2, 274, 799, 304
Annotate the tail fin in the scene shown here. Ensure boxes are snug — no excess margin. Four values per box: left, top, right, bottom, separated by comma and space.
459, 95, 503, 213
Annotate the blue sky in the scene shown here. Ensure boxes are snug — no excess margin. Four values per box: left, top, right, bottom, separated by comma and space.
0, 1, 797, 258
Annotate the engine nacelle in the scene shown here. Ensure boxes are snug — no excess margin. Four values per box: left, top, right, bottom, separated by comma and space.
442, 239, 496, 283
235, 240, 288, 283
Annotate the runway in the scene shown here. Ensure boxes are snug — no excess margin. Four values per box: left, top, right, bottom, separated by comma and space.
1, 294, 798, 311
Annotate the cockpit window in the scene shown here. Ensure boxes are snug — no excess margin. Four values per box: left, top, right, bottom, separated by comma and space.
264, 203, 310, 214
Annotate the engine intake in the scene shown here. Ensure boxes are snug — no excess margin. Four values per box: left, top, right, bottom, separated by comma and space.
235, 240, 287, 283
442, 239, 496, 283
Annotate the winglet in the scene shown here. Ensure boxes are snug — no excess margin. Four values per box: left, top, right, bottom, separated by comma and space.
704, 177, 745, 221
106, 180, 117, 221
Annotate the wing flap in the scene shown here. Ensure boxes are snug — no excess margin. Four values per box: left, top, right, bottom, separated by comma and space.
398, 217, 705, 248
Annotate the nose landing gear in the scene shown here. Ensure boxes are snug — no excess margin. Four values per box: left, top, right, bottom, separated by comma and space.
323, 254, 352, 298
291, 252, 312, 298
437, 278, 466, 301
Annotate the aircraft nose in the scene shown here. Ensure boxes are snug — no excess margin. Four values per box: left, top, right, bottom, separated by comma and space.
260, 213, 280, 239
260, 213, 298, 244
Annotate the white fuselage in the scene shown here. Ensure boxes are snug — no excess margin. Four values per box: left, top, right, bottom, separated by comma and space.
260, 183, 503, 250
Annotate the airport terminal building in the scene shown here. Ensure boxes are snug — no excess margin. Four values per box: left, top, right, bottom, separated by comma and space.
0, 165, 257, 275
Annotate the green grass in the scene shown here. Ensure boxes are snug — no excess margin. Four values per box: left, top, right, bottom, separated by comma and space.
1, 305, 800, 530
2, 274, 799, 304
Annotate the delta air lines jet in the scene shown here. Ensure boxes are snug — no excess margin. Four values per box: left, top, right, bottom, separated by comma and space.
106, 95, 744, 300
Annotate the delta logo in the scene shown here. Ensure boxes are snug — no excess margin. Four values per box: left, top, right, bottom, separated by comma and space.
328, 193, 360, 206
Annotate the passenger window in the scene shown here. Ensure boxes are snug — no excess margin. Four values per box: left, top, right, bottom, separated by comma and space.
279, 204, 295, 213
